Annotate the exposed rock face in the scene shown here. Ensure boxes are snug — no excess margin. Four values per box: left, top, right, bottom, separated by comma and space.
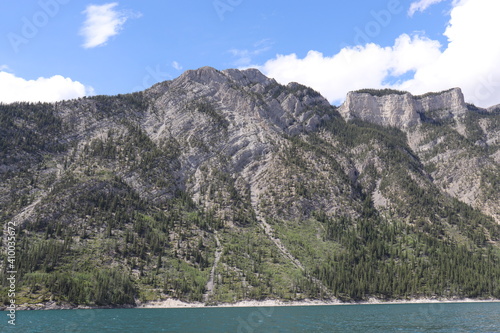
488, 104, 500, 113
340, 91, 420, 128
2, 67, 500, 307
338, 87, 500, 223
415, 88, 468, 119
147, 66, 330, 137
339, 88, 468, 128
142, 67, 333, 204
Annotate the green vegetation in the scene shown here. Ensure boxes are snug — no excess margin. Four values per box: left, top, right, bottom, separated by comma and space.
353, 88, 458, 100
0, 102, 65, 157
269, 115, 500, 300
193, 99, 229, 130
354, 88, 409, 97
273, 213, 500, 301
1, 77, 500, 308
415, 88, 456, 99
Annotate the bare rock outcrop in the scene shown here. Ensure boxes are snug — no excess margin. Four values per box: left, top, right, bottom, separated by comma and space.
339, 88, 468, 128
338, 87, 500, 223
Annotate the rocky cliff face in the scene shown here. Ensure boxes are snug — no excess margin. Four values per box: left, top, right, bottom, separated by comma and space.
137, 66, 333, 214
339, 87, 500, 223
339, 88, 468, 128
1, 67, 499, 307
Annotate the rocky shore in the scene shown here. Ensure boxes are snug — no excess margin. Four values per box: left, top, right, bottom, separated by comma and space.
5, 297, 499, 311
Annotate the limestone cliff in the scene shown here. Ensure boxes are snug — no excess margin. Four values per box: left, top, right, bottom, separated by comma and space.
339, 87, 500, 223
339, 88, 468, 128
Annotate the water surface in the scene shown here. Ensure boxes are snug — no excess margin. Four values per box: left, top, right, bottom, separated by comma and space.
5, 302, 500, 332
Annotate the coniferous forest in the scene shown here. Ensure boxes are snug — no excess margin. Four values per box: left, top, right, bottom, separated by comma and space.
1, 67, 500, 308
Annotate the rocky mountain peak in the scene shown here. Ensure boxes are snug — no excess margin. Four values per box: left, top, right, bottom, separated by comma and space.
338, 87, 468, 129
174, 66, 228, 86
222, 68, 274, 87
416, 87, 467, 118
488, 104, 500, 113
173, 66, 274, 88
144, 67, 332, 139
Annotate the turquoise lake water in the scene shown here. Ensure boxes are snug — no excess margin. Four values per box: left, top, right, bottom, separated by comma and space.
3, 302, 500, 332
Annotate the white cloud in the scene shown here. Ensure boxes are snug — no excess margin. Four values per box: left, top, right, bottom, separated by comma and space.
0, 65, 11, 72
408, 0, 446, 16
400, 0, 500, 106
172, 61, 183, 71
260, 35, 441, 104
259, 0, 500, 107
0, 72, 94, 103
80, 2, 140, 49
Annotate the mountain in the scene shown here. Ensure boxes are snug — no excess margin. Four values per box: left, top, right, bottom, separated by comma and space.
339, 88, 500, 223
1, 67, 499, 308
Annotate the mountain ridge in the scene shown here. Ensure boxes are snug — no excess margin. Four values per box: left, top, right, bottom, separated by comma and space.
1, 67, 499, 308
338, 85, 500, 223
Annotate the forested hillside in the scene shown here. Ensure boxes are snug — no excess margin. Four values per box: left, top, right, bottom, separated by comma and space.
1, 67, 499, 308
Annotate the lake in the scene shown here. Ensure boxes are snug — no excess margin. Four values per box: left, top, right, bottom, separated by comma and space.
4, 302, 500, 332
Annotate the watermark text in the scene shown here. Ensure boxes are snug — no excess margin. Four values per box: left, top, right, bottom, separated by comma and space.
5, 221, 18, 326
7, 0, 70, 53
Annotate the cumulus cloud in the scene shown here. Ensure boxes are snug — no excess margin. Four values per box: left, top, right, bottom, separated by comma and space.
0, 72, 94, 103
260, 34, 441, 104
400, 0, 500, 106
80, 2, 140, 49
259, 0, 500, 107
408, 0, 446, 16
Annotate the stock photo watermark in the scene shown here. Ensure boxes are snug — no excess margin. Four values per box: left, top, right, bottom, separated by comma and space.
132, 64, 172, 92
7, 0, 70, 54
213, 0, 243, 21
63, 309, 97, 333
236, 306, 274, 333
409, 302, 445, 327
340, 0, 403, 57
4, 222, 18, 326
2, 218, 96, 331
474, 74, 499, 104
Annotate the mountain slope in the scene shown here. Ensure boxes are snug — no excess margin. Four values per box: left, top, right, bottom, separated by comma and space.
1, 67, 499, 307
339, 88, 500, 222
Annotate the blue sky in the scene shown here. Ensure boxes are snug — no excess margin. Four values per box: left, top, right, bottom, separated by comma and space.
1, 0, 499, 107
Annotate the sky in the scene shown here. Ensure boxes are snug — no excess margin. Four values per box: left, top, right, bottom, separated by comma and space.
1, 0, 499, 107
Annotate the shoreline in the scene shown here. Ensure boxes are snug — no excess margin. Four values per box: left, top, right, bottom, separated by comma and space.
7, 297, 500, 311
138, 298, 500, 309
